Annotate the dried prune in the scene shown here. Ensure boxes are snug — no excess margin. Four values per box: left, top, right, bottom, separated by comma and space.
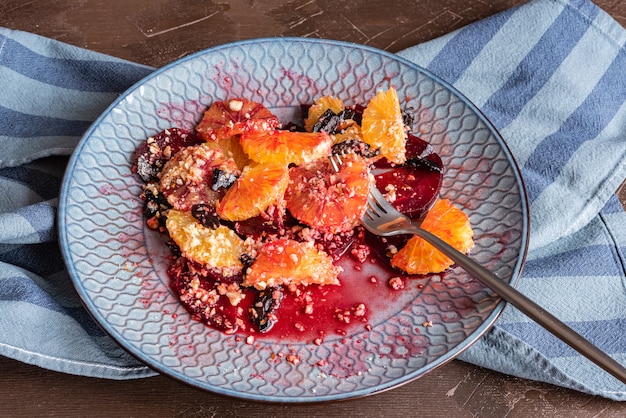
249, 287, 283, 333
239, 253, 255, 270
406, 155, 443, 173
166, 239, 181, 257
142, 182, 170, 230
402, 107, 415, 127
312, 108, 355, 134
331, 139, 380, 159
211, 168, 237, 191
191, 204, 221, 229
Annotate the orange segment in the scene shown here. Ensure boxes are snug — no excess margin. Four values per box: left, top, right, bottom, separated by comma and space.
285, 153, 371, 233
239, 130, 333, 165
159, 144, 240, 211
202, 135, 250, 169
333, 123, 363, 145
361, 88, 407, 165
166, 209, 245, 277
243, 238, 341, 290
391, 199, 474, 274
196, 98, 280, 142
216, 163, 290, 221
304, 96, 345, 132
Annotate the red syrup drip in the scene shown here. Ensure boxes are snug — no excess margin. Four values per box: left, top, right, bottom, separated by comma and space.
169, 230, 432, 344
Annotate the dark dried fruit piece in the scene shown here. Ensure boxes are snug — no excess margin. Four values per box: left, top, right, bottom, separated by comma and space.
239, 253, 255, 270
402, 107, 415, 127
406, 155, 443, 173
191, 204, 220, 229
142, 182, 171, 230
331, 139, 380, 159
166, 240, 181, 257
211, 168, 237, 191
248, 287, 283, 333
312, 108, 356, 134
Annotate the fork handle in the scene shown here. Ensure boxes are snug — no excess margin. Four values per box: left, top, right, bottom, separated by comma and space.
410, 226, 626, 385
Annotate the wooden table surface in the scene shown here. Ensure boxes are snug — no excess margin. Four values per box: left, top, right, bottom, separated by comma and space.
3, 0, 626, 416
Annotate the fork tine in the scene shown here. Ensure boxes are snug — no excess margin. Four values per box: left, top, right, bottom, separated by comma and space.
329, 153, 342, 172
329, 152, 393, 224
364, 201, 378, 220
367, 187, 390, 215
365, 195, 379, 217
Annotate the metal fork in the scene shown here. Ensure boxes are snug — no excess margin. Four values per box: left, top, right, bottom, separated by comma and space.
330, 153, 626, 384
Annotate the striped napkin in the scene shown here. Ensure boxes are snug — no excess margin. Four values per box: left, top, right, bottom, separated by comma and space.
2, 0, 626, 398
398, 0, 626, 398
0, 30, 156, 378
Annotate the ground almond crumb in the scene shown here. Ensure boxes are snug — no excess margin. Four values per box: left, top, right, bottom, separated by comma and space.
286, 354, 301, 365
388, 276, 405, 290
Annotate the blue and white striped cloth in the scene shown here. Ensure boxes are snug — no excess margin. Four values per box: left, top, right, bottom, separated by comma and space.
0, 29, 156, 378
398, 0, 626, 398
2, 0, 626, 398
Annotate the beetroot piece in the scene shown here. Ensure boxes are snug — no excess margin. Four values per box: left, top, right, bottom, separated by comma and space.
234, 206, 296, 239
365, 132, 444, 271
132, 128, 202, 182
168, 257, 238, 333
372, 133, 443, 220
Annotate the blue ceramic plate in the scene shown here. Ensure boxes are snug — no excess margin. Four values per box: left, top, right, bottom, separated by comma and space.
59, 38, 529, 402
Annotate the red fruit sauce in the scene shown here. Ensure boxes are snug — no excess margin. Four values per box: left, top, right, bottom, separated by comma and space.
135, 102, 445, 345
164, 132, 443, 344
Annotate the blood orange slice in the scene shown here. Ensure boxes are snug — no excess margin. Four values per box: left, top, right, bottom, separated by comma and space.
240, 130, 333, 166
390, 199, 474, 274
243, 238, 341, 290
159, 144, 240, 211
361, 88, 407, 165
196, 98, 280, 142
285, 153, 371, 233
216, 163, 290, 221
202, 135, 250, 169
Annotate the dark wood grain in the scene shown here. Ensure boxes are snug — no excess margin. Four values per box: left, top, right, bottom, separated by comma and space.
2, 0, 626, 416
0, 0, 525, 65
